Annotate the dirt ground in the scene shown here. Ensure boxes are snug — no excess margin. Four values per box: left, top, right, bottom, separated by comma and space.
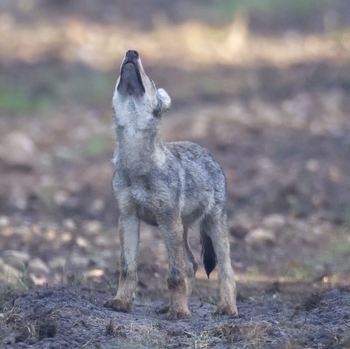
1, 1, 350, 348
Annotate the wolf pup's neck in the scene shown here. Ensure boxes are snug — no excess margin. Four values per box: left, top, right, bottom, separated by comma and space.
114, 112, 165, 174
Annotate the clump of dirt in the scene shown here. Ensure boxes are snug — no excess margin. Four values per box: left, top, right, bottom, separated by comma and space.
105, 321, 126, 338
302, 292, 323, 311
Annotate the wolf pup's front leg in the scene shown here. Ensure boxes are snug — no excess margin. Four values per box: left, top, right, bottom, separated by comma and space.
104, 214, 140, 312
160, 216, 191, 320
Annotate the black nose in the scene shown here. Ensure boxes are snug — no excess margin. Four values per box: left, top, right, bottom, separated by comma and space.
126, 50, 139, 60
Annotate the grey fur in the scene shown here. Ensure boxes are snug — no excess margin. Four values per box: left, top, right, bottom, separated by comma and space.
104, 50, 237, 319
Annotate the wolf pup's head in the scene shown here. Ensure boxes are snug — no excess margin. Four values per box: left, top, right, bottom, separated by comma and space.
113, 50, 171, 124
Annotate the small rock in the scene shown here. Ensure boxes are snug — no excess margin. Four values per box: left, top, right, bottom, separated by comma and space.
229, 225, 248, 240
245, 228, 276, 245
0, 259, 22, 284
48, 257, 66, 269
0, 131, 36, 168
305, 159, 319, 172
44, 228, 58, 241
90, 198, 105, 215
53, 190, 70, 206
9, 188, 28, 210
84, 220, 102, 235
76, 236, 89, 248
94, 235, 111, 247
60, 232, 72, 242
62, 219, 76, 231
83, 269, 104, 278
0, 216, 10, 227
2, 250, 30, 269
29, 258, 50, 274
13, 225, 32, 238
29, 273, 47, 286
262, 214, 286, 229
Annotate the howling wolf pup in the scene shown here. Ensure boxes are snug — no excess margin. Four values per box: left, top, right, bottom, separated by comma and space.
104, 50, 237, 319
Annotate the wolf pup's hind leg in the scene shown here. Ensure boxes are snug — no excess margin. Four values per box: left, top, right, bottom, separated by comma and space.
183, 225, 198, 297
200, 212, 237, 315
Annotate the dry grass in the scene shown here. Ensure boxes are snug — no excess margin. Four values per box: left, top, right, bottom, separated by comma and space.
2, 307, 57, 343
205, 321, 273, 348
0, 12, 349, 70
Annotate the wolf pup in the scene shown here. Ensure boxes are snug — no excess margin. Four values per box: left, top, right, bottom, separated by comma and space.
104, 50, 237, 319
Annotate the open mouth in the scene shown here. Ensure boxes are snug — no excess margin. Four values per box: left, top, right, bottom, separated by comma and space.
117, 59, 145, 96
122, 60, 137, 72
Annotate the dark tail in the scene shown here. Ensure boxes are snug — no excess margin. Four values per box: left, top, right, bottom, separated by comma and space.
200, 227, 217, 278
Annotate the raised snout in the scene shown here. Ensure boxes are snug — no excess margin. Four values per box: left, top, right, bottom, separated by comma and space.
117, 50, 145, 97
125, 50, 139, 61
121, 50, 140, 72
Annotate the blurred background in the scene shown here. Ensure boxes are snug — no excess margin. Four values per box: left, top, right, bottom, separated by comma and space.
0, 0, 350, 295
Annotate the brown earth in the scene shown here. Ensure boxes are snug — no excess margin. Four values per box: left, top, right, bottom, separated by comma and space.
1, 1, 350, 348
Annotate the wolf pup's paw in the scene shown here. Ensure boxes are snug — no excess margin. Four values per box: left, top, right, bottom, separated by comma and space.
103, 297, 133, 313
214, 303, 238, 316
166, 307, 192, 320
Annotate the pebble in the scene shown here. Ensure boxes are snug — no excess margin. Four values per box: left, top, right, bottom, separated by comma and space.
61, 232, 73, 242
2, 250, 30, 269
89, 199, 105, 215
76, 236, 89, 248
29, 257, 50, 274
262, 214, 286, 229
63, 219, 76, 231
245, 228, 276, 244
94, 235, 111, 247
48, 257, 66, 269
9, 188, 28, 210
0, 131, 36, 168
229, 224, 249, 240
53, 190, 70, 206
29, 273, 47, 286
0, 216, 10, 227
0, 259, 21, 284
83, 269, 104, 278
84, 220, 102, 235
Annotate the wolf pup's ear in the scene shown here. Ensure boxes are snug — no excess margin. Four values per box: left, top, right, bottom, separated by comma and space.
157, 88, 171, 113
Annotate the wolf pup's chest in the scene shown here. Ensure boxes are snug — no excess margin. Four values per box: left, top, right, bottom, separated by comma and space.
129, 179, 159, 226
129, 177, 152, 205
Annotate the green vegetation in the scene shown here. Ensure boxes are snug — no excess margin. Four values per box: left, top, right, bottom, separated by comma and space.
0, 81, 57, 114
218, 0, 327, 16
16, 265, 31, 291
0, 83, 32, 113
83, 135, 112, 158
0, 68, 114, 115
